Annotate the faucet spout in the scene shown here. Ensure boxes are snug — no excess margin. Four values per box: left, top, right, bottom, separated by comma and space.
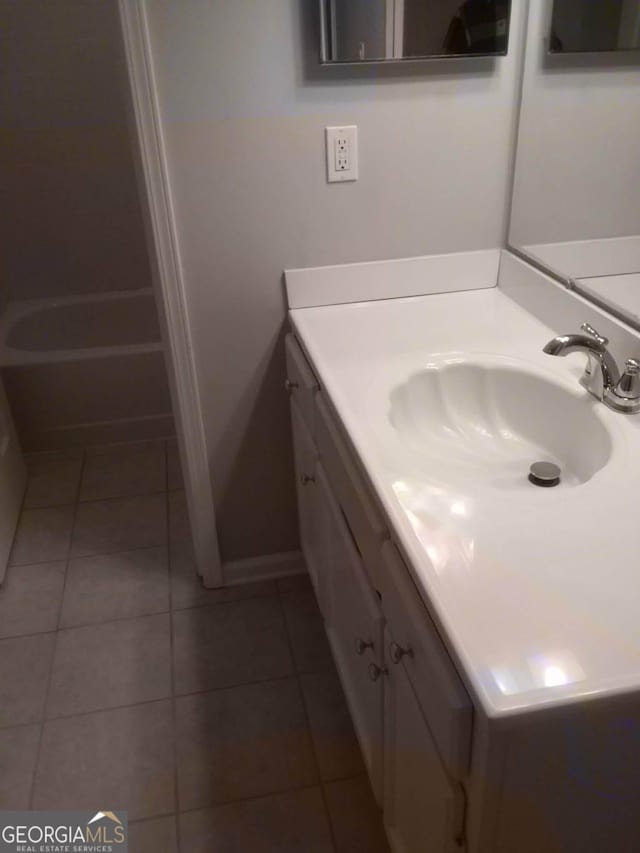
543, 333, 607, 359
543, 326, 620, 401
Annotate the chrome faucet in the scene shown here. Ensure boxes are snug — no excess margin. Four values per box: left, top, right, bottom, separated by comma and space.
543, 323, 640, 414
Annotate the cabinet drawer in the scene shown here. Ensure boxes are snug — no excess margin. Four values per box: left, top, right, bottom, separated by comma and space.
285, 334, 319, 437
380, 541, 472, 780
316, 394, 387, 588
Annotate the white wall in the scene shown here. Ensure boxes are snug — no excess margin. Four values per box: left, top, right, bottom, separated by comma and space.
143, 0, 525, 562
510, 0, 640, 247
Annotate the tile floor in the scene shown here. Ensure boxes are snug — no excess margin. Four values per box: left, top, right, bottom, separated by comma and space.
0, 439, 389, 852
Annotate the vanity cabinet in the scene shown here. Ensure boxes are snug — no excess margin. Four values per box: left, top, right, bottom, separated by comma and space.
285, 276, 640, 853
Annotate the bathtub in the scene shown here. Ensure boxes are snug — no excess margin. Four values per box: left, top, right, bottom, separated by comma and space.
0, 289, 174, 450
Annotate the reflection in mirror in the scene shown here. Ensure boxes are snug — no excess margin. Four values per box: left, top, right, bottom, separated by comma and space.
319, 0, 510, 63
509, 0, 640, 328
550, 0, 640, 54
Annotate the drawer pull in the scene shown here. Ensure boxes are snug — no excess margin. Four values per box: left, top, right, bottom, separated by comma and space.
300, 473, 315, 486
368, 663, 388, 682
354, 638, 374, 656
284, 378, 299, 393
389, 641, 414, 664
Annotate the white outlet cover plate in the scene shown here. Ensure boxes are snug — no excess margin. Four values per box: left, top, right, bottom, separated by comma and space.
325, 125, 358, 183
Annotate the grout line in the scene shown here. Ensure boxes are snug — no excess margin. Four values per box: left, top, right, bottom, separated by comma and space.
77, 487, 168, 505
14, 672, 331, 734
0, 581, 289, 644
275, 584, 338, 853
9, 538, 167, 570
132, 772, 369, 823
171, 672, 301, 711
27, 446, 87, 809
170, 585, 278, 613
64, 539, 168, 564
127, 811, 176, 827
54, 609, 170, 636
176, 780, 334, 817
40, 695, 173, 727
21, 489, 167, 511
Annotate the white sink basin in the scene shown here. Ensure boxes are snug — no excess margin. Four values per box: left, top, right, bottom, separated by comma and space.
389, 354, 613, 490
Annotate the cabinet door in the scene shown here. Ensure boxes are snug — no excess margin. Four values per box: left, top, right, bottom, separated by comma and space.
320, 464, 384, 803
384, 627, 465, 853
290, 399, 326, 612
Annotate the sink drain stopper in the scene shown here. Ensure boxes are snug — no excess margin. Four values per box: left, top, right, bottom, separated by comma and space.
528, 461, 561, 488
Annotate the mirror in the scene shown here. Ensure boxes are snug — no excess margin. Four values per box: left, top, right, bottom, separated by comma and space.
550, 0, 640, 54
319, 0, 511, 63
509, 0, 640, 328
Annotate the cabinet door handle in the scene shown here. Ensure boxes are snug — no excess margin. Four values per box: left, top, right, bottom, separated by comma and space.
354, 638, 374, 656
368, 663, 388, 682
389, 641, 413, 664
285, 379, 299, 393
300, 473, 315, 486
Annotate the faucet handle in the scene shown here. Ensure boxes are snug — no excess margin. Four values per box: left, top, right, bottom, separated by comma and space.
610, 358, 640, 410
580, 323, 609, 347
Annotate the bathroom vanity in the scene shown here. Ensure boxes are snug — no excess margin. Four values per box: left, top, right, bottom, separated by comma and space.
285, 252, 640, 853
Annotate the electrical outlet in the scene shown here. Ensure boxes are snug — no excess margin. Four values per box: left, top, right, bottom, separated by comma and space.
335, 135, 349, 171
326, 126, 358, 183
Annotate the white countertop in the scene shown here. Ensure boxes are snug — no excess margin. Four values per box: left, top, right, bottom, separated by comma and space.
290, 287, 640, 720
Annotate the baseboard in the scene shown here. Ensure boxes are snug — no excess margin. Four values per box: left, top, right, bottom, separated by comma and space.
222, 550, 307, 587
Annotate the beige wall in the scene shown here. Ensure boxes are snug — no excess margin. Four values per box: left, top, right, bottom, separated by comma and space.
1, 0, 152, 299
144, 0, 526, 562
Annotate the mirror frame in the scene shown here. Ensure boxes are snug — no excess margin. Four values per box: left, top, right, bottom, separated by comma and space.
318, 0, 512, 65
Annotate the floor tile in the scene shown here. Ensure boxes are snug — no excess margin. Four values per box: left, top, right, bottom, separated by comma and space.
24, 457, 83, 508
71, 493, 167, 557
168, 490, 191, 543
172, 597, 293, 694
80, 440, 166, 501
167, 441, 183, 490
128, 815, 178, 853
0, 724, 41, 809
170, 539, 276, 610
280, 588, 333, 674
0, 633, 55, 727
0, 561, 66, 638
9, 506, 74, 566
33, 700, 175, 820
60, 546, 169, 627
301, 669, 365, 781
175, 678, 317, 810
324, 776, 390, 853
47, 614, 171, 718
179, 788, 334, 853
